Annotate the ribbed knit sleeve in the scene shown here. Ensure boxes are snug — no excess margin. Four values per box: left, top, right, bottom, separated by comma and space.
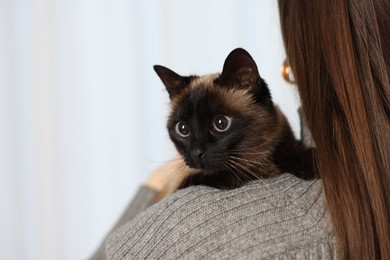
90, 185, 157, 260
106, 174, 337, 259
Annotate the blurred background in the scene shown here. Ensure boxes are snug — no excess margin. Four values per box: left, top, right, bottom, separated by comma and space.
0, 0, 301, 259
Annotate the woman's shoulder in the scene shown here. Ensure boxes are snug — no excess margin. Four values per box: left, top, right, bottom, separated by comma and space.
106, 174, 337, 259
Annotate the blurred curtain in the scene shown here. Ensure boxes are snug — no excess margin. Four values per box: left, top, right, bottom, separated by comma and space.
0, 0, 297, 259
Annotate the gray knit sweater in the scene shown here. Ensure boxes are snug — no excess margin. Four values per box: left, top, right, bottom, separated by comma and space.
104, 174, 337, 259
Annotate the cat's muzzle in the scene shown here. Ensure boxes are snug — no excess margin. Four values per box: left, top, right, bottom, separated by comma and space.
186, 151, 224, 172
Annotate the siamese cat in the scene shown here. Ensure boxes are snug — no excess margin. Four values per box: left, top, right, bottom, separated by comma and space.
154, 48, 315, 196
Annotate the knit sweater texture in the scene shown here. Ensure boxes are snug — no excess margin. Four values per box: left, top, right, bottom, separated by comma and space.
105, 174, 337, 259
90, 186, 157, 260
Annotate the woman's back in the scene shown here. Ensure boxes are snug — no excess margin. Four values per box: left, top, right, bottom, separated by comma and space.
106, 174, 336, 259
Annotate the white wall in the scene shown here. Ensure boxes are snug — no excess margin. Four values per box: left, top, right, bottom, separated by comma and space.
0, 1, 300, 259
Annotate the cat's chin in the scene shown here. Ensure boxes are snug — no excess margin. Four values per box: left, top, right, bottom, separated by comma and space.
186, 162, 223, 175
185, 156, 226, 170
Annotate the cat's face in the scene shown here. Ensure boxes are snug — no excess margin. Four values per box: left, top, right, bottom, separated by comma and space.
155, 48, 279, 175
167, 78, 252, 170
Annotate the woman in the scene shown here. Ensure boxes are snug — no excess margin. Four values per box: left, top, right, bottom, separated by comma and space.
92, 0, 390, 259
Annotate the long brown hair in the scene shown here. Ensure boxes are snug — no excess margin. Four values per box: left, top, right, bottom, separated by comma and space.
278, 0, 390, 259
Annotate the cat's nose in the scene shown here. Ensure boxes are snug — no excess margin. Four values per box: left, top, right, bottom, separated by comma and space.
192, 148, 206, 159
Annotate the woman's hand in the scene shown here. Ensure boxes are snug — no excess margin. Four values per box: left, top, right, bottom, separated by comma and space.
146, 155, 185, 202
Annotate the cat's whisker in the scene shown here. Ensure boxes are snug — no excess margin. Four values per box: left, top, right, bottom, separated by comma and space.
223, 162, 247, 186
228, 155, 273, 168
226, 159, 269, 187
227, 159, 266, 183
225, 160, 262, 184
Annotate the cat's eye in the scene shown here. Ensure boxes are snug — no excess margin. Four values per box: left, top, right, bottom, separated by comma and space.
213, 115, 232, 132
175, 121, 190, 137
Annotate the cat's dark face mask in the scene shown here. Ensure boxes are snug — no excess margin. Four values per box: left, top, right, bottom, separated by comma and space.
167, 86, 251, 171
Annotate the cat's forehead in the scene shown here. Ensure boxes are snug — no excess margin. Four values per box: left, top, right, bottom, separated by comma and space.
170, 73, 254, 115
188, 73, 220, 89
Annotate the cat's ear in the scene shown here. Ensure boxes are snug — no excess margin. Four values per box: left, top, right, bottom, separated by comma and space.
154, 65, 187, 99
219, 48, 260, 90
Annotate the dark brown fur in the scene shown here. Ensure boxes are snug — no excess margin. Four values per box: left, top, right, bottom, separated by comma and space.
154, 48, 315, 190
